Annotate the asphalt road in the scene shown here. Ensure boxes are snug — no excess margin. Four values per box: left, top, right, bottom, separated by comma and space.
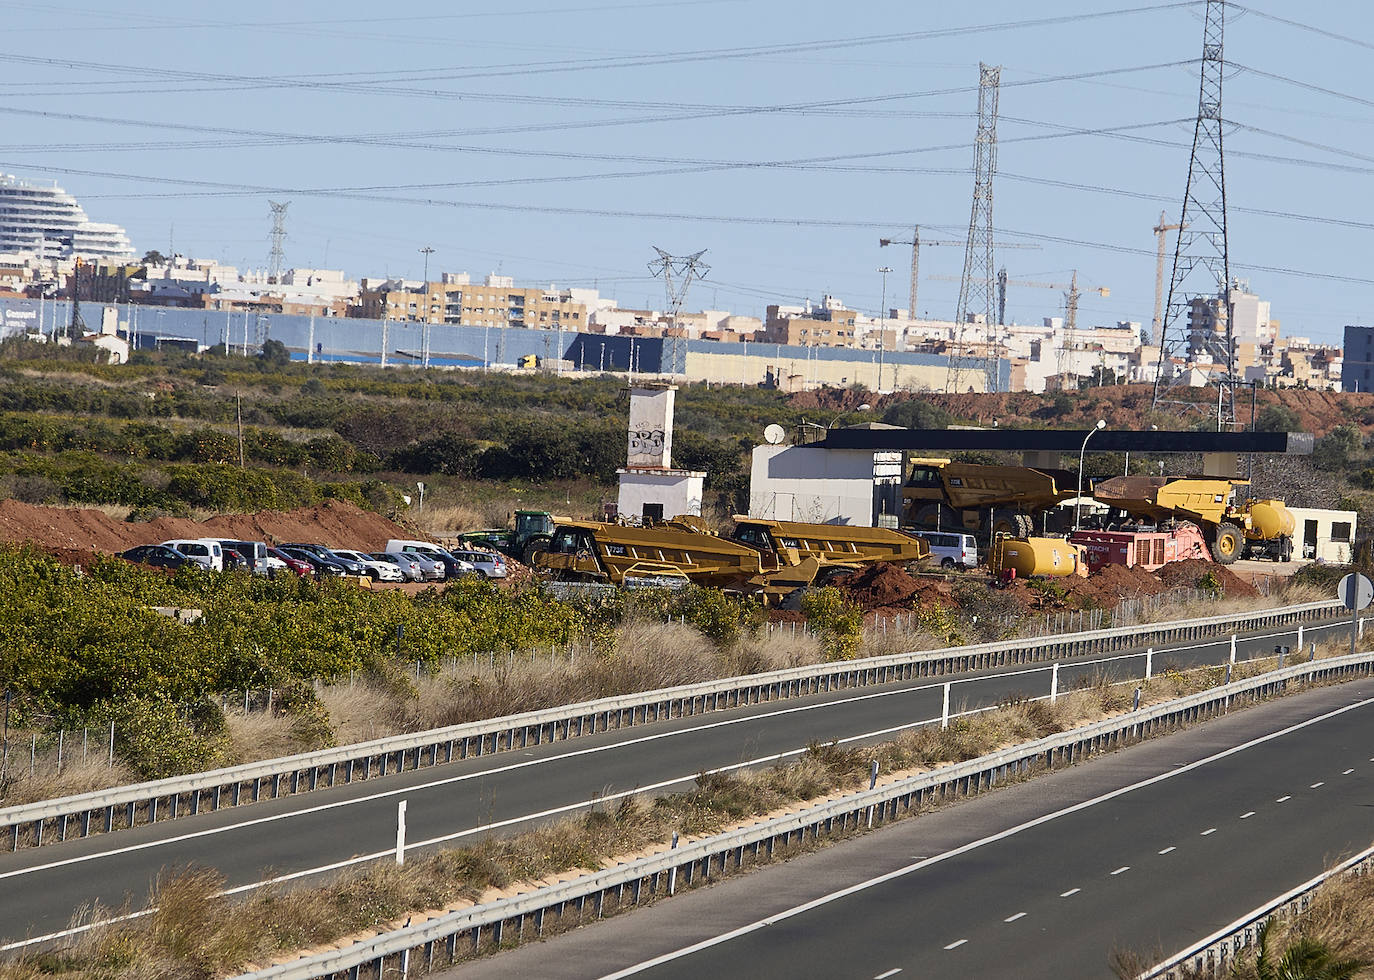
0, 615, 1354, 947
451, 682, 1374, 980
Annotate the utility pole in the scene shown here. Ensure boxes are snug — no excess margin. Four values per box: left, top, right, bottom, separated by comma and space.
1151, 210, 1183, 344
950, 63, 1002, 394
267, 201, 289, 283
648, 247, 711, 335
68, 258, 86, 339
877, 266, 892, 392
1152, 0, 1236, 429
418, 247, 434, 369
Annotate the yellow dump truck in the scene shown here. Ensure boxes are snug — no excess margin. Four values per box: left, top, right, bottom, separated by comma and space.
1091, 476, 1294, 565
903, 459, 1080, 538
535, 515, 927, 604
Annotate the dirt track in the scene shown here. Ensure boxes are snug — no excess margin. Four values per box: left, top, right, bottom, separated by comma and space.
0, 499, 420, 554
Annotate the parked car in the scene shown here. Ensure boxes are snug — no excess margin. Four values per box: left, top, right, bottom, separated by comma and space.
278, 546, 346, 578
329, 549, 404, 583
913, 530, 979, 569
448, 548, 508, 580
370, 552, 425, 582
161, 538, 224, 572
267, 546, 313, 577
384, 539, 473, 579
260, 552, 289, 577
279, 543, 368, 576
118, 544, 192, 570
378, 549, 445, 582
218, 539, 270, 575
220, 547, 250, 572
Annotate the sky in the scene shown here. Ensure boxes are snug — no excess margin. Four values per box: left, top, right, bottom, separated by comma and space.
2, 0, 1371, 345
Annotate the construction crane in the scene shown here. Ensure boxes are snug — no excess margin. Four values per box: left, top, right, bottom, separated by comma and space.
1151, 211, 1184, 345
994, 268, 1109, 331
881, 227, 1038, 321
878, 226, 963, 321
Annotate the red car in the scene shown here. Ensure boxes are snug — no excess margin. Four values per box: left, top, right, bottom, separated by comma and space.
267, 546, 314, 577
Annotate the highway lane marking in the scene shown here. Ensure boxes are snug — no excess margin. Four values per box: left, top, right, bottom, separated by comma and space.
943, 940, 967, 950
1201, 828, 1217, 836
1276, 795, 1291, 802
1240, 811, 1255, 819
875, 969, 902, 978
1110, 866, 1130, 875
1060, 888, 1081, 897
593, 695, 1374, 980
4, 617, 1323, 887
1004, 912, 1026, 922
1344, 769, 1355, 774
1158, 846, 1176, 854
1311, 782, 1325, 788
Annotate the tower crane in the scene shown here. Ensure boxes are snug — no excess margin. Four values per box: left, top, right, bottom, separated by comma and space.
1151, 211, 1183, 345
995, 268, 1109, 331
879, 227, 1037, 321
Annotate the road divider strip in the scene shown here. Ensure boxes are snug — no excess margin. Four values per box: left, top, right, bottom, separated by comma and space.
226, 645, 1374, 980
0, 599, 1341, 852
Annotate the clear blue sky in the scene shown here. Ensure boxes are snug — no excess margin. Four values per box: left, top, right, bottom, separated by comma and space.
3, 0, 1370, 344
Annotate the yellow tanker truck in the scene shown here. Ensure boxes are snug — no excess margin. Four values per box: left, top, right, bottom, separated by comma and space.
1091, 476, 1294, 565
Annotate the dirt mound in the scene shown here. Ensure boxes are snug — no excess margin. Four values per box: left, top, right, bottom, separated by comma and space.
1055, 562, 1164, 608
0, 499, 416, 554
832, 562, 959, 611
1155, 558, 1259, 598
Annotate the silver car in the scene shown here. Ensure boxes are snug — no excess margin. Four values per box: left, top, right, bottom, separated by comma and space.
448, 548, 508, 580
330, 549, 404, 583
371, 552, 425, 583
377, 549, 445, 582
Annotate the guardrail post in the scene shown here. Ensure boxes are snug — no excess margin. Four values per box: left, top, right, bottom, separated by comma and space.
396, 799, 407, 866
668, 832, 680, 895
1296, 625, 1304, 651
1310, 642, 1317, 662
1230, 634, 1237, 666
1145, 648, 1153, 681
1132, 687, 1141, 712
1050, 663, 1060, 705
867, 759, 879, 828
941, 683, 951, 730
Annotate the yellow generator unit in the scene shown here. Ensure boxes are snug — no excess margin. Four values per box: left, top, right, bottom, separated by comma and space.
990, 535, 1087, 579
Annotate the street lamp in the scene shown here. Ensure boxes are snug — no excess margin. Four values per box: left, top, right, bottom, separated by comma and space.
877, 266, 892, 393
1074, 419, 1106, 532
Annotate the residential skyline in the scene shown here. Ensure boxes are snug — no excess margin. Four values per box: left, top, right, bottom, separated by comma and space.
2, 2, 1371, 345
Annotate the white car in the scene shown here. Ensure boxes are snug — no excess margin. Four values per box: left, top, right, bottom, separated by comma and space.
161, 538, 224, 572
448, 548, 508, 580
330, 549, 404, 583
371, 552, 425, 582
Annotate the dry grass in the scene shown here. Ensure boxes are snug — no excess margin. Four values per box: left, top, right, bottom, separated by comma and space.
1128, 579, 1328, 627
0, 750, 144, 808
7, 650, 1365, 980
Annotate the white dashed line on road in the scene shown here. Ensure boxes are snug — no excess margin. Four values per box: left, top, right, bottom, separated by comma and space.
1159, 846, 1176, 854
1201, 828, 1217, 836
1111, 866, 1130, 876
1061, 888, 1081, 897
1277, 796, 1291, 802
1344, 769, 1355, 775
1004, 912, 1027, 922
1240, 811, 1255, 819
944, 940, 967, 950
1311, 782, 1325, 788
875, 969, 902, 979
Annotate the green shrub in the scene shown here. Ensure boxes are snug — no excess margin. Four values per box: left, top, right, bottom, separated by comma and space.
800, 587, 864, 660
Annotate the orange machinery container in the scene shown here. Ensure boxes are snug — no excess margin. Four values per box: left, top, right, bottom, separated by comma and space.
1069, 522, 1211, 574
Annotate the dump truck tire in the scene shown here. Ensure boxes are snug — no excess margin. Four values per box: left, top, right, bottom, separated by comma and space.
991, 508, 1022, 539
522, 537, 551, 566
1213, 523, 1243, 565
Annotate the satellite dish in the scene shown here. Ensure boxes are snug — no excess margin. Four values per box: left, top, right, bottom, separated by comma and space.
763, 423, 786, 445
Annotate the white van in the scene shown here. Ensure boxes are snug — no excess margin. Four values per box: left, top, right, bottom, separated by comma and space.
161, 538, 224, 572
914, 531, 979, 569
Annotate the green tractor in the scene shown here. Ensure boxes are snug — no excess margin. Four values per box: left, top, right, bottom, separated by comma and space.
456, 509, 556, 565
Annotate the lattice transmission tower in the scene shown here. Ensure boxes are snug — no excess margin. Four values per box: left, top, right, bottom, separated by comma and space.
1152, 0, 1237, 428
949, 63, 1002, 394
267, 201, 290, 282
648, 247, 710, 375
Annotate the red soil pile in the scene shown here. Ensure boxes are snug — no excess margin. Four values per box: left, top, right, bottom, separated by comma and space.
1155, 558, 1260, 598
0, 499, 416, 554
832, 562, 960, 611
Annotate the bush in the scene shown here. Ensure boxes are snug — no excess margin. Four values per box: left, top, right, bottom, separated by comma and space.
800, 587, 864, 660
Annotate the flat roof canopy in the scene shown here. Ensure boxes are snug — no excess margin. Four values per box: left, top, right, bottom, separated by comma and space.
818, 427, 1314, 455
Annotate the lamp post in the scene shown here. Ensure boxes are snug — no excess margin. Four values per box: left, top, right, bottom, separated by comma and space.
1075, 419, 1106, 531
418, 246, 435, 368
877, 266, 892, 393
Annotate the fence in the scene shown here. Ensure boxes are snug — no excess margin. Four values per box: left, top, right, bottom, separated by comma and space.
232, 646, 1374, 980
1143, 843, 1374, 979
0, 598, 1342, 852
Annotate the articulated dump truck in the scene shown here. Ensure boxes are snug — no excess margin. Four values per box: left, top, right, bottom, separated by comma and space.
1091, 476, 1294, 565
903, 459, 1080, 538
534, 516, 928, 605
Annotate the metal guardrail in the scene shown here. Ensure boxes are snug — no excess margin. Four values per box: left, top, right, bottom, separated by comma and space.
233, 646, 1374, 980
0, 599, 1342, 851
1144, 842, 1374, 979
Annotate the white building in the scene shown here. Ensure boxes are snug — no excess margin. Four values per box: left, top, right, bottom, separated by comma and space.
0, 173, 134, 260
615, 385, 706, 521
749, 440, 904, 527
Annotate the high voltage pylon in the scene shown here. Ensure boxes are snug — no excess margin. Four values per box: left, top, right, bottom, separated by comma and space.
648, 247, 709, 376
949, 63, 1001, 394
1152, 0, 1237, 429
267, 201, 290, 282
